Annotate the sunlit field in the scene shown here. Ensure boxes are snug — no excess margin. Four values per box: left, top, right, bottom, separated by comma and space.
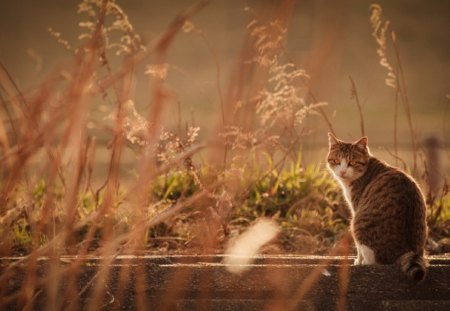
0, 0, 449, 309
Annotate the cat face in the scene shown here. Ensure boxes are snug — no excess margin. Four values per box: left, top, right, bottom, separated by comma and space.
327, 133, 370, 183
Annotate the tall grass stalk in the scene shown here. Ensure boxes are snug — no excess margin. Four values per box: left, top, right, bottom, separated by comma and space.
370, 3, 418, 173
349, 75, 365, 137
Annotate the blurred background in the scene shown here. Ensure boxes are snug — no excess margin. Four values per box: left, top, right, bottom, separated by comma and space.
1, 0, 449, 171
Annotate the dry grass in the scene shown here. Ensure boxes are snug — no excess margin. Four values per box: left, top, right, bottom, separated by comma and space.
369, 3, 419, 172
0, 1, 448, 310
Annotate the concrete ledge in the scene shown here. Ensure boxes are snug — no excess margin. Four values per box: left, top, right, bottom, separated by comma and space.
2, 255, 450, 310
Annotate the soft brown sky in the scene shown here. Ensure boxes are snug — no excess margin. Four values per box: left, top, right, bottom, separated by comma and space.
1, 0, 449, 147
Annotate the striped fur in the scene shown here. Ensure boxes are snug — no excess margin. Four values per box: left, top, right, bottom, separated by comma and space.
398, 251, 428, 282
327, 133, 428, 282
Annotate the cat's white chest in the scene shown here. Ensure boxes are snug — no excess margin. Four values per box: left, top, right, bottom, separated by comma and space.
339, 181, 355, 217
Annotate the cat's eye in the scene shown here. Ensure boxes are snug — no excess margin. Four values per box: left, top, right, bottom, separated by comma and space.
329, 159, 340, 165
349, 160, 364, 167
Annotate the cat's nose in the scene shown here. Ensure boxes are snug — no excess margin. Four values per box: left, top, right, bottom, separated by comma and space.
339, 170, 346, 177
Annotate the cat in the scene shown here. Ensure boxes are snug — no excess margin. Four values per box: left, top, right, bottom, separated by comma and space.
326, 133, 428, 282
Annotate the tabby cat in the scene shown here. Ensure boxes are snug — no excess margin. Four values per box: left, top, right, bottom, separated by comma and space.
327, 133, 428, 282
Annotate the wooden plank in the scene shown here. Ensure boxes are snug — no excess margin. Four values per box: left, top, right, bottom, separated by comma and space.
1, 255, 450, 310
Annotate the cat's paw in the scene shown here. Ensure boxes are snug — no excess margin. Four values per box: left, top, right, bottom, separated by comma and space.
353, 258, 362, 265
361, 258, 376, 265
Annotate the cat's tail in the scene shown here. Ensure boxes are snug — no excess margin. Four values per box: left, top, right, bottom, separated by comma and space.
398, 251, 428, 282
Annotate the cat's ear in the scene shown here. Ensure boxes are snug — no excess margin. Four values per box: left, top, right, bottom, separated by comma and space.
328, 132, 339, 146
354, 136, 368, 150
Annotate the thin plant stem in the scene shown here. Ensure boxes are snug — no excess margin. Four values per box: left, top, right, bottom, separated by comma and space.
349, 75, 365, 137
391, 33, 418, 173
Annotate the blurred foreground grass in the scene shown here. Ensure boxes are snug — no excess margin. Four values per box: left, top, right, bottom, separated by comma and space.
0, 0, 448, 260
0, 1, 449, 309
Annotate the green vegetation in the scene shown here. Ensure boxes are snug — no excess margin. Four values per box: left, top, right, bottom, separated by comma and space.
4, 159, 449, 256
